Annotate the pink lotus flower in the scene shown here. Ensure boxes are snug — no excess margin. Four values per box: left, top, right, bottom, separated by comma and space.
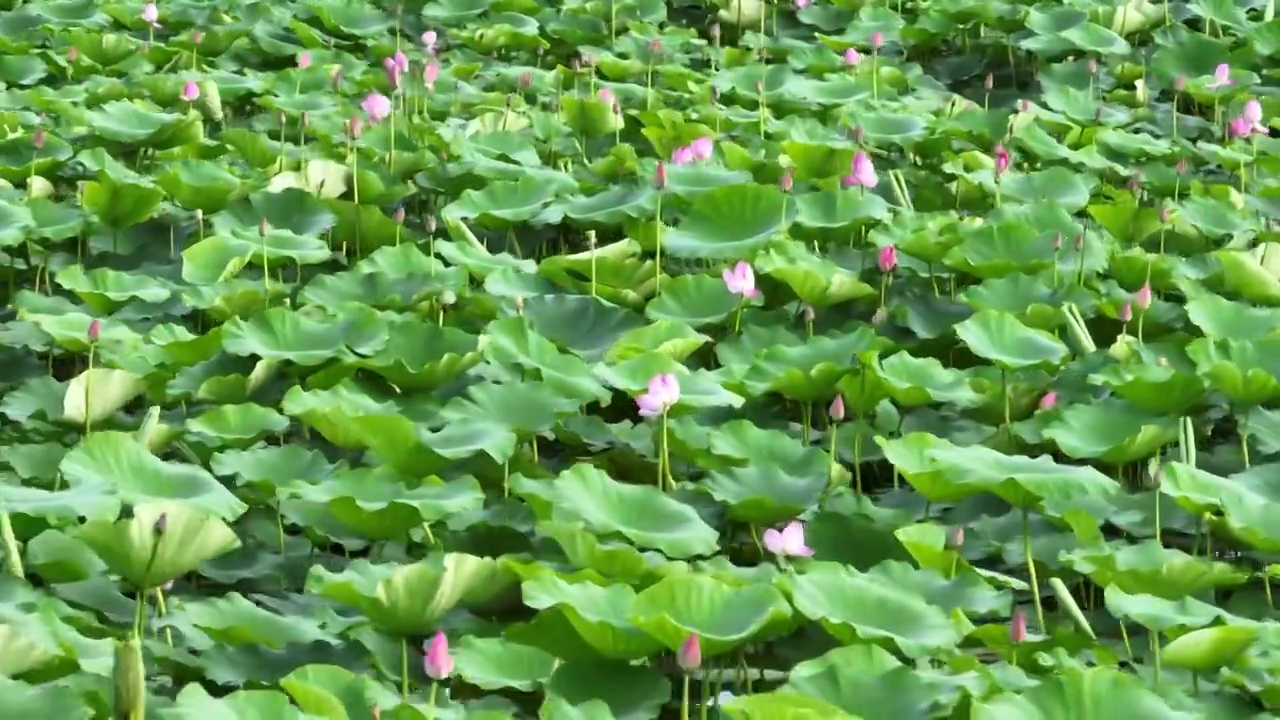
141, 2, 160, 27
87, 319, 101, 342
877, 244, 897, 273
1175, 74, 1186, 92
994, 145, 1010, 176
947, 526, 964, 550
637, 373, 680, 418
846, 151, 877, 188
424, 62, 440, 89
671, 145, 695, 165
1039, 391, 1056, 410
424, 632, 453, 680
298, 51, 312, 70
1134, 281, 1152, 311
690, 136, 714, 161
349, 116, 363, 139
181, 81, 199, 102
829, 394, 845, 421
362, 92, 392, 123
794, 0, 811, 7
1231, 116, 1254, 138
763, 521, 814, 558
655, 161, 666, 189
394, 50, 409, 74
421, 30, 438, 53
598, 87, 615, 105
1011, 607, 1027, 643
844, 47, 861, 66
677, 634, 701, 672
1206, 63, 1232, 90
722, 261, 759, 298
870, 31, 884, 50
382, 56, 401, 89
1243, 99, 1269, 134
1119, 301, 1133, 323
32, 128, 45, 150
780, 167, 794, 192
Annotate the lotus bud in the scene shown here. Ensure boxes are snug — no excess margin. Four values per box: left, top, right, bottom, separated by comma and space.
1176, 157, 1188, 174
393, 206, 405, 224
1010, 608, 1027, 643
192, 31, 204, 45
519, 71, 532, 89
586, 229, 597, 248
1119, 301, 1132, 323
1175, 74, 1186, 92
677, 633, 701, 672
828, 394, 845, 421
780, 167, 793, 192
1039, 391, 1057, 410
1134, 281, 1152, 311
710, 23, 721, 44
68, 46, 79, 63
87, 318, 101, 342
113, 639, 147, 720
983, 72, 993, 91
1074, 234, 1083, 250
1086, 57, 1097, 74
32, 127, 45, 150
946, 526, 964, 550
424, 631, 454, 680
655, 160, 667, 190
870, 31, 883, 50
426, 215, 438, 234
258, 217, 269, 236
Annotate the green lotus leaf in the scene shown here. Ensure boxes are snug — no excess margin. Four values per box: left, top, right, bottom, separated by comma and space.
78, 501, 241, 589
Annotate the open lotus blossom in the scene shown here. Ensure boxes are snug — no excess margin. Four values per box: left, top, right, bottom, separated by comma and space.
1205, 63, 1232, 90
844, 47, 861, 66
845, 151, 877, 188
690, 136, 714, 160
637, 373, 680, 417
181, 81, 199, 102
877, 244, 897, 273
1134, 281, 1152, 311
994, 144, 1010, 176
394, 50, 409, 73
677, 634, 702, 672
424, 632, 453, 680
424, 62, 440, 89
1230, 116, 1252, 138
361, 92, 392, 122
421, 30, 438, 52
671, 145, 695, 165
1039, 391, 1057, 410
722, 261, 759, 298
141, 2, 160, 26
1242, 98, 1269, 134
763, 521, 814, 558
298, 51, 312, 70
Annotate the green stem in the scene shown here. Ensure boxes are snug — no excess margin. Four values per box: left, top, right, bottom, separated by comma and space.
1023, 508, 1046, 633
427, 681, 438, 720
401, 637, 409, 703
681, 674, 690, 720
155, 588, 174, 646
0, 514, 22, 578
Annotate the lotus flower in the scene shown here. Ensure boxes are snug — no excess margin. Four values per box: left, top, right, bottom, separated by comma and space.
394, 50, 409, 74
677, 634, 701, 672
946, 526, 964, 550
779, 167, 793, 192
1229, 116, 1251, 139
637, 373, 680, 417
598, 87, 615, 105
68, 46, 79, 63
362, 92, 392, 122
32, 128, 45, 150
424, 632, 453, 680
870, 31, 884, 50
422, 30, 438, 52
1134, 281, 1152, 311
87, 319, 101, 342
424, 62, 440, 89
877, 244, 897, 273
722, 261, 759, 298
1205, 63, 1232, 90
298, 51, 312, 70
690, 136, 714, 161
1119, 302, 1133, 323
993, 144, 1010, 176
671, 145, 695, 165
141, 2, 160, 27
1011, 608, 1027, 643
382, 56, 401, 89
846, 151, 877, 188
794, 0, 811, 7
655, 160, 667, 189
181, 81, 199, 102
844, 47, 861, 66
763, 521, 814, 558
1243, 98, 1269, 134
829, 394, 845, 421
1038, 391, 1057, 410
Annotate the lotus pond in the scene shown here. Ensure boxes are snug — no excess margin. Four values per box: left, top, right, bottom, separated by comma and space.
3, 0, 1280, 717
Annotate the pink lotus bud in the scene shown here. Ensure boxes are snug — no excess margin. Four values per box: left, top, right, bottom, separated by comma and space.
393, 206, 406, 224
829, 394, 845, 421
192, 31, 204, 45
1175, 74, 1186, 92
1176, 157, 1188, 174
424, 62, 440, 89
1020, 99, 1032, 112
298, 51, 312, 70
1039, 391, 1057, 410
330, 67, 343, 90
983, 72, 993, 91
649, 38, 661, 54
844, 47, 860, 66
87, 319, 101, 342
946, 526, 964, 550
1074, 234, 1083, 251
870, 31, 883, 50
993, 145, 1010, 176
877, 244, 897, 273
423, 632, 453, 680
677, 634, 701, 672
1159, 204, 1171, 224
32, 128, 45, 149
181, 81, 200, 102
1120, 302, 1133, 323
1134, 281, 1152, 311
1086, 58, 1097, 74
68, 46, 79, 63
349, 116, 363, 139
655, 161, 666, 190
780, 167, 793, 192
1011, 608, 1027, 643
519, 71, 532, 89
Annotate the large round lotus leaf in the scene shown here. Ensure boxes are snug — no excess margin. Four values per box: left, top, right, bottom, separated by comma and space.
165, 684, 305, 720
1062, 540, 1248, 600
1041, 398, 1180, 463
1186, 336, 1280, 407
755, 241, 877, 306
162, 592, 332, 649
0, 676, 87, 719
784, 644, 946, 718
537, 243, 658, 310
644, 274, 742, 327
444, 176, 564, 225
630, 573, 793, 655
282, 469, 484, 542
1160, 625, 1260, 673
59, 431, 247, 520
305, 554, 516, 636
780, 563, 962, 658
182, 228, 332, 285
54, 265, 172, 312
81, 179, 164, 229
60, 368, 147, 426
545, 660, 670, 720
521, 573, 665, 659
279, 665, 387, 720
723, 691, 858, 720
1103, 586, 1235, 633
78, 500, 241, 589
701, 421, 830, 525
156, 159, 244, 213
972, 667, 1190, 720
514, 464, 719, 557
954, 310, 1069, 369
661, 183, 794, 259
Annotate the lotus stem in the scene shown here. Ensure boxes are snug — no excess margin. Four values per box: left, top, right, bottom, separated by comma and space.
0, 514, 22, 579
401, 637, 410, 703
681, 674, 691, 720
1022, 508, 1046, 633
154, 588, 173, 646
427, 681, 439, 720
